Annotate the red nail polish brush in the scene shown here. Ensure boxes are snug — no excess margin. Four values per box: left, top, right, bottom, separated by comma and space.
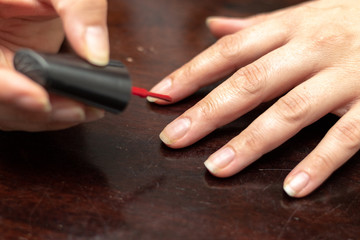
131, 86, 172, 102
13, 49, 171, 114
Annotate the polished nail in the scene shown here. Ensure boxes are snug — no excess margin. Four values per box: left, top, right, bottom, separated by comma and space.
147, 78, 172, 102
51, 107, 86, 122
204, 147, 235, 173
283, 171, 310, 197
159, 117, 191, 145
85, 26, 109, 66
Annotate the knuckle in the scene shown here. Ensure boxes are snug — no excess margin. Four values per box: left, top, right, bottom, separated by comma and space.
309, 32, 346, 51
196, 98, 220, 123
241, 127, 264, 153
332, 118, 360, 150
312, 152, 337, 173
232, 63, 267, 96
53, 1, 67, 16
180, 60, 202, 86
275, 90, 311, 123
216, 34, 243, 61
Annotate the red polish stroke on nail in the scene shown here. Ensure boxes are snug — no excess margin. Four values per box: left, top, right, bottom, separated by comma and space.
131, 86, 172, 102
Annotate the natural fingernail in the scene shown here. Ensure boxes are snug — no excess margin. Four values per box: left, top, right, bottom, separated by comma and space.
159, 117, 191, 145
204, 147, 235, 173
51, 107, 86, 122
85, 108, 105, 122
283, 171, 310, 197
16, 96, 51, 112
85, 26, 109, 66
147, 78, 173, 102
206, 16, 222, 26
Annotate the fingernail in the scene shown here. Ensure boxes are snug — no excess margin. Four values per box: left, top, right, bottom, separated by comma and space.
85, 26, 109, 66
16, 96, 51, 112
85, 108, 105, 122
51, 107, 86, 122
159, 117, 191, 145
283, 171, 310, 197
206, 16, 246, 28
206, 16, 222, 26
204, 147, 235, 173
147, 78, 172, 102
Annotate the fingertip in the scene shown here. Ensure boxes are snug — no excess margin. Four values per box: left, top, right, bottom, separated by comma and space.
147, 77, 174, 104
203, 146, 239, 178
8, 72, 52, 112
205, 16, 248, 37
205, 16, 222, 28
204, 159, 218, 175
84, 107, 105, 122
283, 171, 311, 198
146, 96, 158, 103
159, 131, 172, 145
159, 117, 191, 147
84, 25, 110, 66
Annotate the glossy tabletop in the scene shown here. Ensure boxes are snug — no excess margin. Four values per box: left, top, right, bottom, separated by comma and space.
1, 0, 359, 239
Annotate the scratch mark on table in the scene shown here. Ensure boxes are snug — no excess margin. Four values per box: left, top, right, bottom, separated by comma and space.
277, 205, 301, 240
80, 190, 109, 234
28, 187, 50, 236
314, 204, 342, 221
258, 169, 292, 171
345, 191, 360, 213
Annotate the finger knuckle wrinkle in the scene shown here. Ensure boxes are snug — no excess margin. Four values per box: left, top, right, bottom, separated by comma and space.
242, 128, 264, 153
217, 34, 242, 60
309, 29, 349, 52
197, 100, 219, 122
333, 118, 360, 149
276, 92, 311, 123
313, 152, 337, 172
233, 64, 265, 95
181, 62, 198, 81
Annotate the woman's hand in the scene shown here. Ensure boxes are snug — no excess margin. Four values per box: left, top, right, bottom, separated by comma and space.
149, 0, 360, 197
0, 0, 108, 131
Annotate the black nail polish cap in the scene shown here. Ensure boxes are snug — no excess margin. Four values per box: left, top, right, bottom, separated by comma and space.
13, 49, 131, 113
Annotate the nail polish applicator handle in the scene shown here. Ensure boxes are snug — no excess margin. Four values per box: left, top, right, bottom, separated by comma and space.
13, 49, 131, 114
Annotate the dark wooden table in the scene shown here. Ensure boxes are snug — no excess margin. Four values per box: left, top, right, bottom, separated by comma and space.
1, 0, 359, 239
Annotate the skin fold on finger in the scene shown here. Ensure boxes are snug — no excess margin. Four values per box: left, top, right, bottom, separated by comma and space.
284, 101, 360, 197
0, 69, 51, 112
148, 17, 290, 104
0, 0, 57, 19
0, 0, 64, 57
0, 95, 105, 132
0, 103, 75, 131
0, 116, 86, 132
203, 69, 358, 179
50, 0, 109, 66
0, 17, 64, 54
48, 94, 104, 123
159, 41, 323, 149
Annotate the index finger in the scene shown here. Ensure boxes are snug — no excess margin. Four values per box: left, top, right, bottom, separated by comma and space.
148, 18, 288, 104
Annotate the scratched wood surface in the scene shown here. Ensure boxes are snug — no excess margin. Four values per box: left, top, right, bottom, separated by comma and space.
1, 0, 359, 239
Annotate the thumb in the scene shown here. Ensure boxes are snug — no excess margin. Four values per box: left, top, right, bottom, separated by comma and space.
51, 0, 109, 66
